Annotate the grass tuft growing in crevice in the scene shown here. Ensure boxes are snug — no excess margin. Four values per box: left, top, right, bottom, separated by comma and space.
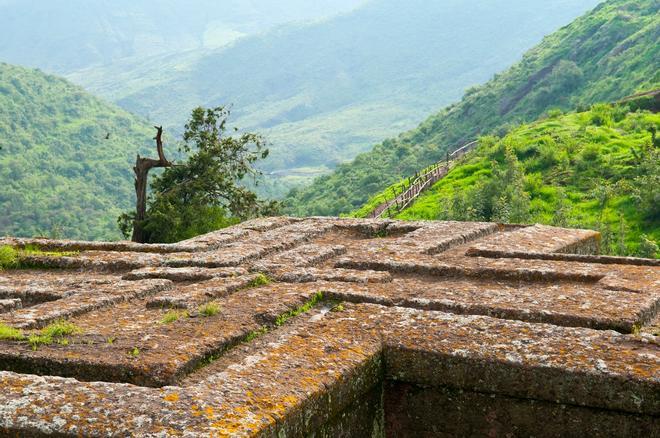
41, 320, 81, 338
330, 302, 345, 312
0, 246, 19, 270
160, 310, 189, 324
27, 320, 82, 350
245, 327, 268, 343
0, 323, 25, 341
194, 292, 330, 372
20, 244, 79, 258
0, 244, 79, 270
247, 273, 271, 288
199, 303, 221, 317
274, 292, 324, 327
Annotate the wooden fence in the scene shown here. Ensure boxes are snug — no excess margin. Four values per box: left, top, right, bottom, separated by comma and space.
370, 140, 478, 218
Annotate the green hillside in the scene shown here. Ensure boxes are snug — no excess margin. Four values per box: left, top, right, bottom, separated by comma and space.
377, 102, 659, 257
0, 62, 155, 240
68, 0, 601, 197
284, 0, 659, 215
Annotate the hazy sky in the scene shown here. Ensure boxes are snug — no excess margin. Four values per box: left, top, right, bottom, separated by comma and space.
0, 0, 367, 72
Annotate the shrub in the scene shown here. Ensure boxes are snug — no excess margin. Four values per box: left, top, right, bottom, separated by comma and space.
546, 108, 563, 119
579, 144, 600, 163
589, 104, 614, 127
537, 139, 560, 169
638, 235, 659, 259
524, 173, 544, 194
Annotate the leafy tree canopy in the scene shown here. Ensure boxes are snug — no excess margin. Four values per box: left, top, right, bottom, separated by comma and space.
119, 106, 277, 243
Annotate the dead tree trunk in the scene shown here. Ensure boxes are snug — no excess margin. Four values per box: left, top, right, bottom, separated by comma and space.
131, 126, 172, 243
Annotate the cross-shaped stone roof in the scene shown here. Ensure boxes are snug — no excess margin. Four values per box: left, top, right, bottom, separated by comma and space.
0, 218, 658, 436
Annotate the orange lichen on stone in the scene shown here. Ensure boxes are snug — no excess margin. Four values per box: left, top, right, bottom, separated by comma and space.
164, 392, 180, 402
0, 218, 657, 436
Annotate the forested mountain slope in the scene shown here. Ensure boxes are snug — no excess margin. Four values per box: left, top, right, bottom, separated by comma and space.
0, 0, 364, 73
69, 0, 601, 196
0, 63, 155, 240
385, 100, 659, 257
284, 0, 659, 216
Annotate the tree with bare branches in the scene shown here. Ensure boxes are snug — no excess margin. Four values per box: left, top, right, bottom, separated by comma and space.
119, 126, 172, 242
119, 107, 277, 243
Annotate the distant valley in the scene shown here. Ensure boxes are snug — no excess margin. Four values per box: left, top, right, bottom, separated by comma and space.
2, 0, 655, 244
63, 0, 602, 197
286, 0, 659, 217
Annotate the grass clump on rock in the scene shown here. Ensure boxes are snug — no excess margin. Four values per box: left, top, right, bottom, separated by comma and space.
0, 246, 19, 270
275, 292, 324, 327
0, 244, 79, 270
28, 320, 82, 350
199, 303, 221, 317
0, 323, 25, 341
160, 310, 188, 324
41, 320, 81, 338
248, 273, 271, 288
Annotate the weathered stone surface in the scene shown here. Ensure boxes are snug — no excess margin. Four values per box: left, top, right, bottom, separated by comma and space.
267, 267, 392, 284
0, 279, 173, 329
20, 251, 164, 272
253, 243, 346, 269
0, 217, 657, 436
321, 275, 658, 332
0, 283, 327, 387
466, 223, 600, 255
0, 271, 122, 307
377, 305, 659, 415
0, 298, 21, 313
145, 274, 263, 309
384, 382, 659, 437
122, 266, 247, 282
